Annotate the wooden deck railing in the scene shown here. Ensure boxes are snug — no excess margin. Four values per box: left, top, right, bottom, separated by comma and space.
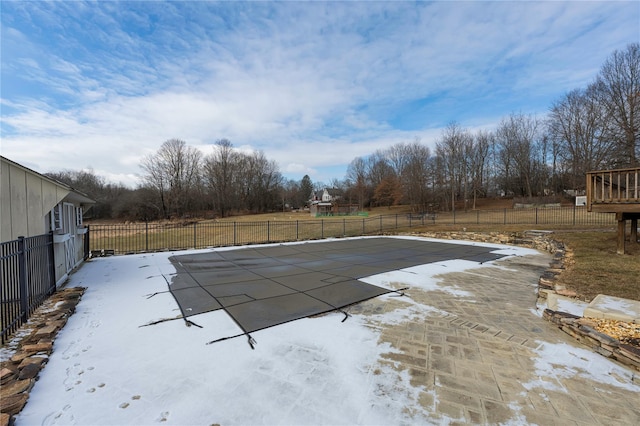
586, 167, 640, 213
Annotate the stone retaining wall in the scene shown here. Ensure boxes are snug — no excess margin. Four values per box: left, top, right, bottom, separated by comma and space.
0, 287, 86, 426
543, 310, 640, 372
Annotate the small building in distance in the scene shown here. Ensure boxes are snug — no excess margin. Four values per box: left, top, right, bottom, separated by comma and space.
309, 188, 359, 216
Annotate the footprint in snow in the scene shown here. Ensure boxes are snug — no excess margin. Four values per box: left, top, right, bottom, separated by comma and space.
157, 411, 170, 422
49, 404, 73, 423
119, 395, 141, 409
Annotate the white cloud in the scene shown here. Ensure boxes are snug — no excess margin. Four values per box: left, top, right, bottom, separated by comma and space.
283, 163, 317, 177
1, 1, 638, 186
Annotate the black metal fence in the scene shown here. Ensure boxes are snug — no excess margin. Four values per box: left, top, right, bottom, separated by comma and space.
1, 233, 56, 344
89, 206, 616, 255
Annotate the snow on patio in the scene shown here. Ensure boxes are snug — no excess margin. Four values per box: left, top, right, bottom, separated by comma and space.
10, 236, 639, 425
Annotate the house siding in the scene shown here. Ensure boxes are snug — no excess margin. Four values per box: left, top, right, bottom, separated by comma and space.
1, 159, 12, 240
1, 156, 93, 287
1, 159, 69, 241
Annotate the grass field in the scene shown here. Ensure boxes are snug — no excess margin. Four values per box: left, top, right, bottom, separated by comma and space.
408, 223, 640, 302
87, 205, 638, 302
551, 230, 640, 302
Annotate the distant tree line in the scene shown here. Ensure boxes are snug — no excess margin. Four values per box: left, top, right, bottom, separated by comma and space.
49, 43, 638, 220
342, 43, 638, 212
44, 169, 135, 219
140, 138, 286, 219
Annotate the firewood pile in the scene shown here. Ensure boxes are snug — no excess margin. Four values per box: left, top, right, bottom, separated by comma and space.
587, 318, 640, 348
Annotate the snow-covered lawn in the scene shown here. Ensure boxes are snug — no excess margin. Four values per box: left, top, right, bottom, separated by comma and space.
11, 237, 639, 425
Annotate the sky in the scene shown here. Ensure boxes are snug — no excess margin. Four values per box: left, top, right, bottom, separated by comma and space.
1, 1, 638, 188
5, 236, 638, 425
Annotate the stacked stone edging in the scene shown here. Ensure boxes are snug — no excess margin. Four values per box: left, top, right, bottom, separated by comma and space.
408, 230, 639, 373
406, 230, 563, 253
0, 287, 86, 426
543, 310, 640, 372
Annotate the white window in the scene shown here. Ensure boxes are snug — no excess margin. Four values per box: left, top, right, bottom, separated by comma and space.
50, 204, 63, 232
62, 203, 74, 234
76, 206, 83, 227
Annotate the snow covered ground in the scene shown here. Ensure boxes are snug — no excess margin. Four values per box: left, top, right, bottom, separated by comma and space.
10, 236, 639, 425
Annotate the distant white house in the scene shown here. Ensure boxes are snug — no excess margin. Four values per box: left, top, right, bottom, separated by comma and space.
308, 188, 350, 216
311, 189, 336, 203
1, 156, 95, 286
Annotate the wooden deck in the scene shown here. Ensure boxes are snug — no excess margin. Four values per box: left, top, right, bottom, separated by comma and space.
586, 167, 640, 254
586, 167, 640, 213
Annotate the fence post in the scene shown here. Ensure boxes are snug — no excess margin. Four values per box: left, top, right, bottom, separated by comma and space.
267, 221, 270, 242
343, 219, 346, 236
145, 221, 149, 252
84, 226, 90, 260
321, 220, 324, 239
17, 237, 28, 322
234, 222, 237, 245
193, 222, 197, 249
296, 221, 299, 240
573, 204, 576, 226
48, 232, 56, 294
379, 216, 382, 233
535, 208, 538, 225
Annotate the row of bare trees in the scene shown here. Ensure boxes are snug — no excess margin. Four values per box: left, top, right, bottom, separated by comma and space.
50, 139, 314, 221
341, 43, 638, 212
140, 139, 285, 219
347, 114, 551, 213
548, 43, 639, 189
44, 169, 134, 219
50, 43, 637, 220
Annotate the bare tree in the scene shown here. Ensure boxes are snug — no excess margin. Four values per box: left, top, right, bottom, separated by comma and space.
281, 179, 299, 211
239, 151, 283, 213
203, 139, 240, 218
346, 157, 369, 210
469, 130, 492, 209
402, 142, 432, 212
204, 141, 284, 216
140, 139, 202, 218
436, 122, 472, 211
368, 159, 396, 207
387, 143, 411, 184
45, 169, 131, 219
365, 151, 392, 193
593, 42, 640, 166
495, 114, 541, 198
548, 87, 613, 190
